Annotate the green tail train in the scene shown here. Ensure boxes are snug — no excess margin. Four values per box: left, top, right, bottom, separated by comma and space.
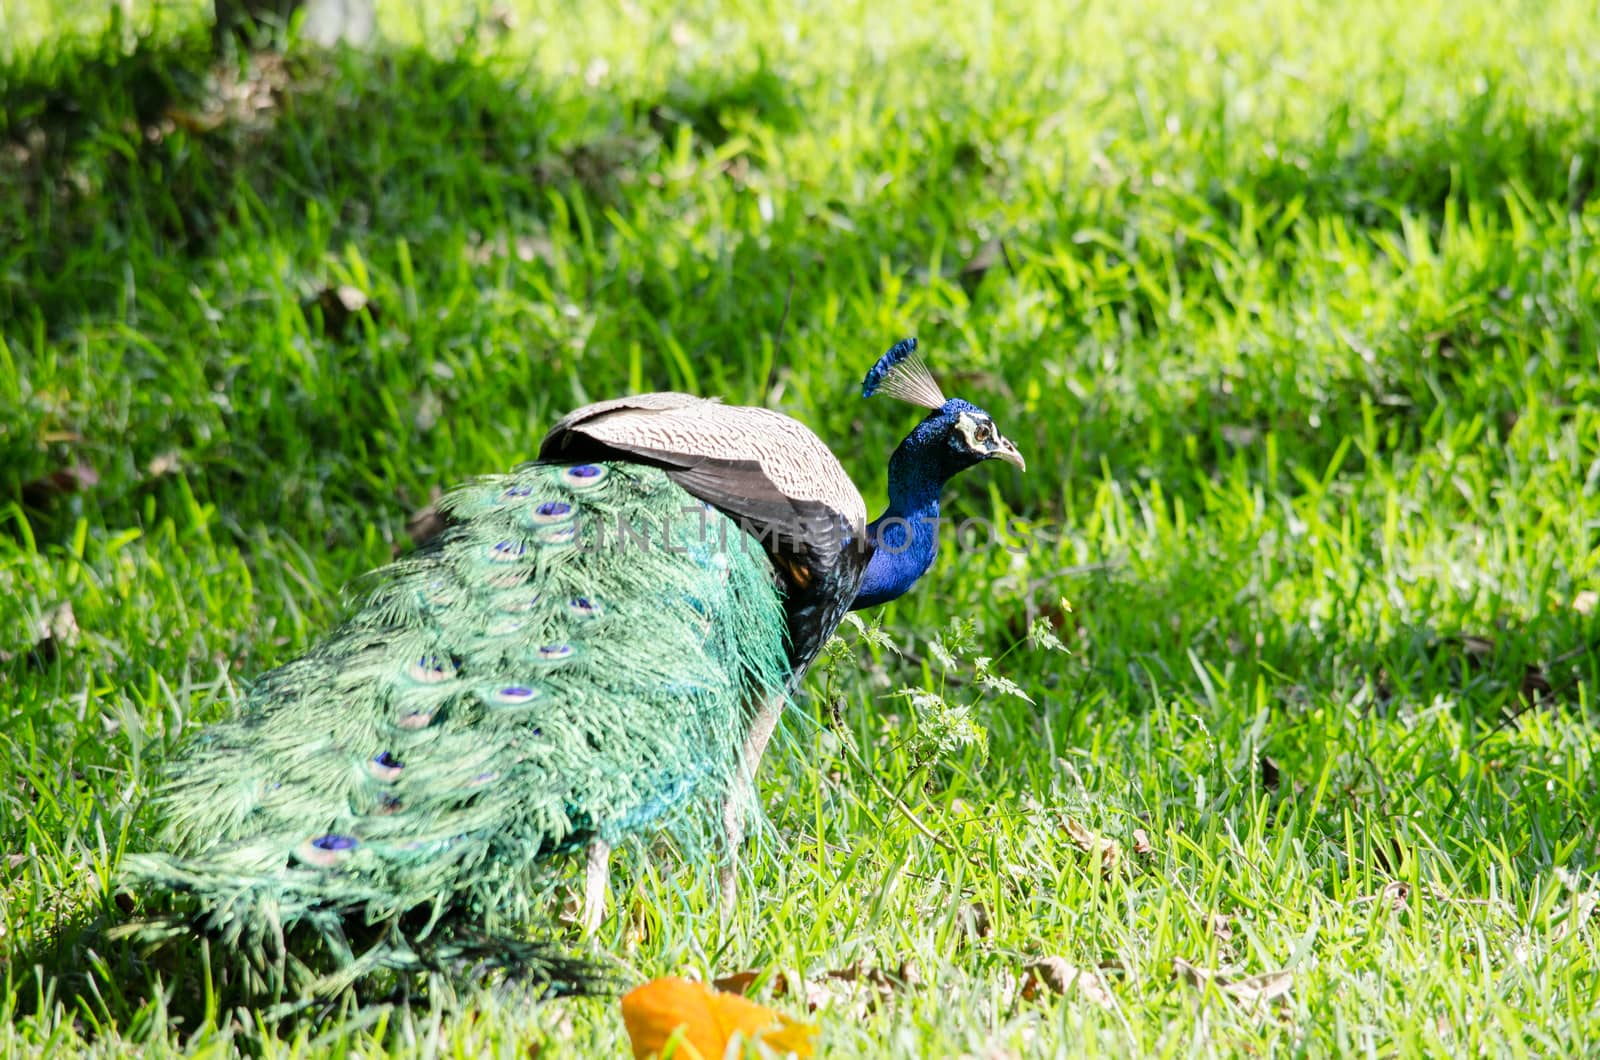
121, 461, 786, 993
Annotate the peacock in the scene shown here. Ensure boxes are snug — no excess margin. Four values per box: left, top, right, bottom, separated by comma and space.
119, 338, 1025, 995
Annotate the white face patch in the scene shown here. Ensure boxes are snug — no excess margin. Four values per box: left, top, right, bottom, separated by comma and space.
954, 411, 991, 450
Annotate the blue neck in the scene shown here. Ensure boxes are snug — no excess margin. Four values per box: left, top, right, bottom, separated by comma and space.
850, 444, 946, 610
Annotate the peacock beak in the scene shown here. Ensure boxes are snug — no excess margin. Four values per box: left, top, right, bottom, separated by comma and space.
991, 435, 1026, 471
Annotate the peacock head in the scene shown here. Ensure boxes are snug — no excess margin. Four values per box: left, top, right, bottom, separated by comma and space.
862, 338, 1025, 482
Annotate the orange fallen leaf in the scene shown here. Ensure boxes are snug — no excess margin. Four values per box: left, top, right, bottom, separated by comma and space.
621, 977, 816, 1059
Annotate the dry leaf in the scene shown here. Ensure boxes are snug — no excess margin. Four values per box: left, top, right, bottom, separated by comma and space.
1075, 968, 1116, 1010
1173, 957, 1220, 989
22, 462, 98, 505
165, 105, 226, 134
1132, 828, 1153, 856
824, 962, 900, 994
41, 601, 78, 645
308, 284, 378, 337
1222, 970, 1294, 1004
1383, 880, 1410, 912
1020, 957, 1073, 999
712, 971, 763, 996
1207, 913, 1234, 944
1020, 957, 1115, 1010
824, 961, 867, 985
795, 960, 909, 1018
13, 602, 80, 667
414, 386, 443, 432
620, 977, 815, 1059
1173, 958, 1292, 1006
959, 901, 992, 941
627, 902, 654, 948
1219, 424, 1259, 447
1259, 755, 1280, 792
1062, 818, 1122, 876
1352, 880, 1412, 912
1519, 664, 1553, 703
555, 889, 584, 930
405, 505, 447, 548
146, 450, 182, 479
955, 237, 1014, 294
400, 486, 448, 552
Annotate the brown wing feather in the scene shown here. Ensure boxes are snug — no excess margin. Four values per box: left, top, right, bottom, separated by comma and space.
539, 394, 866, 537
538, 393, 873, 670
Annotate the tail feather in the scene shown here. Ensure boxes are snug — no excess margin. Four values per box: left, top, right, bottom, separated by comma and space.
120, 461, 788, 995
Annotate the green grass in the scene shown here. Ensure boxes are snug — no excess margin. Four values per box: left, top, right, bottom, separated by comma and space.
3, 0, 1599, 1054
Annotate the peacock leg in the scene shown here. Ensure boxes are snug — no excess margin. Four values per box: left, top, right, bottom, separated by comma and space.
719, 694, 785, 913
581, 838, 611, 934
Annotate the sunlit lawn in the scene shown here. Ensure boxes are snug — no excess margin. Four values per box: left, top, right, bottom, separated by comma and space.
3, 0, 1599, 1054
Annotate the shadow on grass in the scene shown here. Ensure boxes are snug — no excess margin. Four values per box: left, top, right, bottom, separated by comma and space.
3, 910, 270, 1041
1, 35, 551, 330
0, 21, 805, 537
3, 23, 1592, 496
5, 915, 443, 1047
1, 896, 604, 1044
0, 26, 799, 332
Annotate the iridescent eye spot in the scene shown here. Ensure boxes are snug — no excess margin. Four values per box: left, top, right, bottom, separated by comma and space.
407, 655, 456, 684
397, 711, 434, 730
568, 597, 601, 618
537, 523, 578, 545
375, 793, 404, 815
491, 685, 540, 705
489, 540, 525, 563
501, 484, 536, 500
562, 464, 606, 488
314, 834, 357, 850
369, 751, 404, 782
486, 616, 524, 637
500, 594, 541, 614
538, 644, 575, 661
526, 500, 573, 524
470, 771, 499, 787
297, 834, 358, 867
